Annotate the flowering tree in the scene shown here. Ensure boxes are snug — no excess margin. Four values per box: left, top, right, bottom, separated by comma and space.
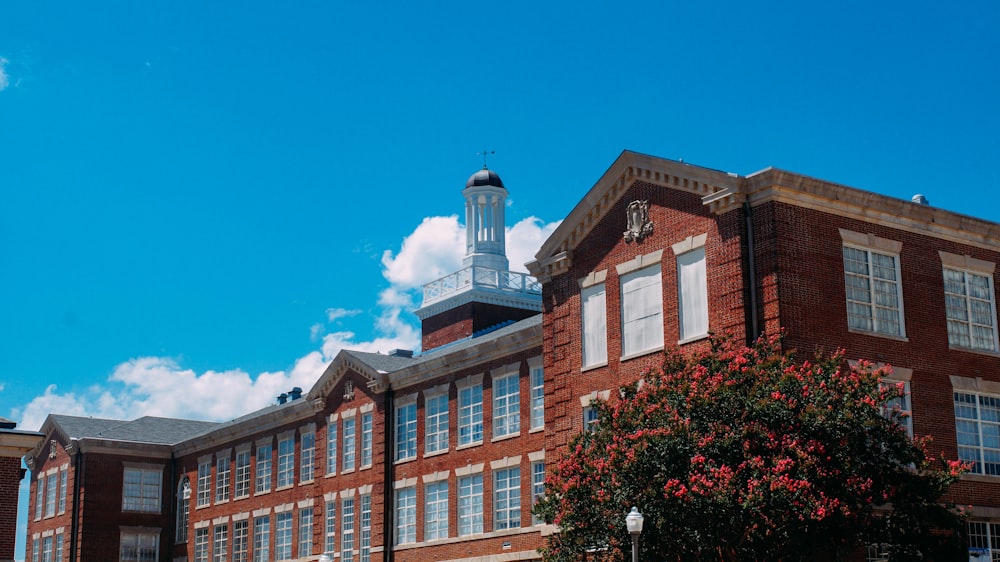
534, 335, 967, 561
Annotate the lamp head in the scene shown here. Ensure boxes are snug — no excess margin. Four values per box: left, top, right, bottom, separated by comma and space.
625, 506, 644, 534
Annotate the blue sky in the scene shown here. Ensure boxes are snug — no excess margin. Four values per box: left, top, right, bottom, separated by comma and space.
2, 0, 998, 557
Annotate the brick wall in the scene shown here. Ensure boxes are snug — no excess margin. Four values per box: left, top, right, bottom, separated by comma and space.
0, 457, 22, 560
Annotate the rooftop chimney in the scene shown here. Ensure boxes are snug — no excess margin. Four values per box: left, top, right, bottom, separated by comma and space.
288, 387, 303, 400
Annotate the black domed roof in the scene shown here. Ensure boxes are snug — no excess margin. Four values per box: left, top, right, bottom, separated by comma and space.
466, 168, 505, 189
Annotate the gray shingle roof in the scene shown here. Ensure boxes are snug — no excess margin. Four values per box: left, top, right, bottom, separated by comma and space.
50, 414, 221, 445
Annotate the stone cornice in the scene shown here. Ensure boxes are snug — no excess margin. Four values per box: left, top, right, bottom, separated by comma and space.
387, 320, 542, 391
0, 430, 44, 458
414, 286, 542, 320
744, 168, 1000, 252
173, 400, 314, 456
306, 350, 388, 403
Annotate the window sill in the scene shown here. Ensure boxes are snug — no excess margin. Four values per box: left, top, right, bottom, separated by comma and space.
620, 346, 664, 362
233, 494, 250, 501
529, 426, 544, 434
677, 333, 709, 345
360, 464, 373, 471
341, 468, 355, 475
275, 484, 293, 492
960, 473, 1000, 483
254, 490, 270, 496
491, 432, 520, 443
325, 472, 337, 478
424, 448, 449, 459
394, 456, 416, 465
581, 361, 608, 373
299, 478, 315, 485
847, 328, 908, 342
215, 499, 229, 505
456, 441, 483, 451
948, 345, 1000, 358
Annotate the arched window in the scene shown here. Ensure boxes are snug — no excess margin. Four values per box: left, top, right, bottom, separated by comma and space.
176, 477, 190, 543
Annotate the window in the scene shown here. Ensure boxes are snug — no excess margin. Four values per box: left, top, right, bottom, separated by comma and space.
581, 282, 608, 368
255, 442, 272, 494
493, 372, 521, 438
213, 524, 228, 562
324, 500, 336, 554
197, 460, 212, 507
326, 419, 338, 475
458, 382, 483, 446
584, 405, 599, 430
253, 516, 270, 562
342, 497, 355, 562
425, 481, 448, 541
458, 474, 483, 536
395, 486, 416, 545
531, 461, 545, 525
843, 245, 904, 337
360, 494, 372, 562
494, 467, 521, 530
55, 534, 63, 561
944, 267, 998, 352
299, 508, 313, 557
58, 470, 67, 514
865, 543, 891, 562
395, 402, 417, 462
425, 391, 449, 454
620, 264, 664, 357
275, 512, 293, 560
301, 427, 316, 482
42, 536, 52, 562
530, 362, 544, 430
343, 417, 356, 472
45, 473, 56, 517
234, 449, 251, 499
677, 246, 708, 341
123, 467, 161, 513
176, 477, 191, 543
880, 379, 913, 437
216, 453, 231, 502
121, 531, 159, 562
277, 436, 295, 488
35, 476, 43, 520
968, 520, 1000, 561
233, 520, 249, 562
360, 412, 373, 468
32, 538, 38, 562
955, 391, 1000, 475
194, 529, 208, 562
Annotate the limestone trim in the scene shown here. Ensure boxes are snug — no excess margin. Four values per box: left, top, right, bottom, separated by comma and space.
579, 390, 611, 408
527, 450, 545, 462
455, 463, 485, 477
615, 250, 664, 276
393, 477, 417, 490
359, 402, 375, 414
578, 269, 607, 289
424, 382, 450, 398
950, 375, 1000, 396
232, 512, 250, 521
671, 233, 708, 255
456, 374, 484, 389
341, 408, 357, 419
212, 515, 230, 525
838, 228, 903, 254
252, 507, 271, 517
396, 392, 417, 406
490, 456, 521, 470
255, 436, 273, 449
358, 484, 373, 495
323, 491, 338, 501
194, 521, 210, 530
422, 471, 449, 483
939, 251, 996, 274
297, 498, 315, 508
274, 502, 294, 513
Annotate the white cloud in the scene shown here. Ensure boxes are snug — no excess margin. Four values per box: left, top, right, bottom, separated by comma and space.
0, 57, 9, 91
15, 212, 559, 433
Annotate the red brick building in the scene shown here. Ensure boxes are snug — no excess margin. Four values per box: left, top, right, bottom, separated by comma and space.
527, 150, 1000, 560
25, 151, 1000, 561
1, 417, 42, 562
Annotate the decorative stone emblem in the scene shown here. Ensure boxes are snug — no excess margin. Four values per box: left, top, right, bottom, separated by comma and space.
49, 440, 58, 459
343, 380, 355, 401
623, 200, 654, 243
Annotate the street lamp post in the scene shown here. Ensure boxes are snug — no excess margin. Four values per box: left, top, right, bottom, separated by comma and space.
626, 506, 644, 562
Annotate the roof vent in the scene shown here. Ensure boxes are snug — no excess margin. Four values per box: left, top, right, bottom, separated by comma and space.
388, 349, 413, 358
911, 194, 930, 205
276, 393, 288, 405
288, 387, 303, 400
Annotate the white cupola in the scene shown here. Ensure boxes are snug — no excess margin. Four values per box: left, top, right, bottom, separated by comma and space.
462, 167, 510, 271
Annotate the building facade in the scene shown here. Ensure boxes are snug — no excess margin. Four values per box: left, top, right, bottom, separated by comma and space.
25, 151, 1000, 561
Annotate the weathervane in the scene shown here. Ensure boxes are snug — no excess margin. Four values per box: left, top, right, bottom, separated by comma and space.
477, 148, 495, 169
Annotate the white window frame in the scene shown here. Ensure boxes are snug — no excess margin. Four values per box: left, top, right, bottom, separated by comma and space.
458, 473, 483, 536
123, 465, 162, 513
212, 523, 228, 562
324, 499, 337, 554
326, 416, 338, 476
58, 469, 67, 514
342, 416, 357, 472
44, 473, 57, 517
176, 477, 190, 543
276, 434, 295, 489
674, 236, 709, 343
954, 390, 1000, 476
880, 378, 913, 438
492, 369, 521, 439
580, 271, 608, 369
424, 480, 448, 541
215, 451, 231, 503
34, 475, 43, 520
234, 448, 251, 499
194, 528, 209, 562
255, 441, 272, 494
840, 230, 906, 338
42, 536, 52, 562
941, 251, 999, 353
529, 358, 544, 430
360, 411, 373, 468
617, 252, 665, 359
121, 530, 160, 562
395, 397, 417, 462
300, 425, 316, 482
424, 386, 450, 455
197, 459, 212, 507
299, 507, 313, 557
395, 486, 416, 545
968, 520, 1000, 561
457, 376, 484, 447
275, 511, 293, 560
232, 519, 248, 562
530, 456, 545, 525
341, 496, 355, 562
253, 516, 270, 562
494, 467, 521, 531
360, 493, 372, 562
